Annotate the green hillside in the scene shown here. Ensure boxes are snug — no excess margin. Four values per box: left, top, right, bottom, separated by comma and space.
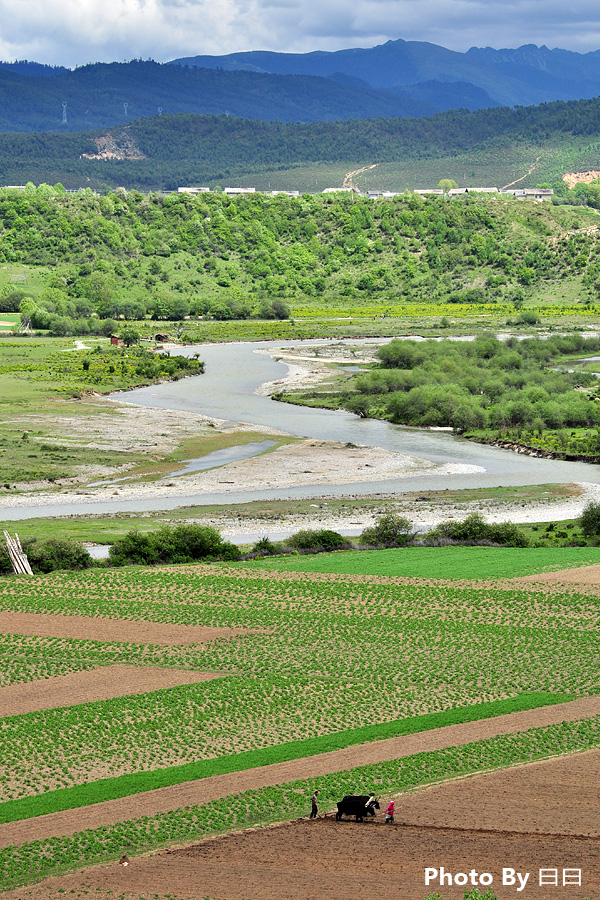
3, 93, 600, 191
1, 185, 600, 338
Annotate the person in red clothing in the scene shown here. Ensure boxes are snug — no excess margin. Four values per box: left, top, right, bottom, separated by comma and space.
385, 800, 395, 824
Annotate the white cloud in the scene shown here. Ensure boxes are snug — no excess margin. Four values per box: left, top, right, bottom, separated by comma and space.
0, 0, 600, 65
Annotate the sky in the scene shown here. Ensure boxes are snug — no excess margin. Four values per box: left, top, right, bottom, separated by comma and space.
2, 0, 600, 67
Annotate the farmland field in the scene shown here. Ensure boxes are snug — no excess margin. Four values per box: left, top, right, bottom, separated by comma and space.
1, 559, 600, 895
10, 749, 597, 900
240, 545, 600, 580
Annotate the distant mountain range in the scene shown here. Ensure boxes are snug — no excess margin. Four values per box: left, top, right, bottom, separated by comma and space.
1, 39, 600, 132
172, 39, 600, 108
0, 60, 441, 131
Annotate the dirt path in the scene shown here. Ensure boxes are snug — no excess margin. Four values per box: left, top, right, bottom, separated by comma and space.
0, 610, 252, 646
2, 696, 599, 849
501, 155, 542, 190
0, 666, 222, 717
342, 164, 377, 190
8, 750, 600, 900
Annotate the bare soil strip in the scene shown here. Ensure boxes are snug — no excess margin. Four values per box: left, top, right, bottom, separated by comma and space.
392, 747, 600, 837
514, 563, 600, 585
0, 610, 250, 646
1, 695, 599, 849
0, 666, 222, 717
8, 751, 600, 900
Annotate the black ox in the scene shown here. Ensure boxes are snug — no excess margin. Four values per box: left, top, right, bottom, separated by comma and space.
335, 795, 380, 822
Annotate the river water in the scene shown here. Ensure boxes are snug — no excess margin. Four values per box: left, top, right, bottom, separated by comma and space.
120, 339, 600, 486
4, 339, 600, 520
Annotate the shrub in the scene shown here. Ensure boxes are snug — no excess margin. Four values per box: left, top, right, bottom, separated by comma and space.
285, 529, 351, 552
252, 536, 282, 556
428, 513, 529, 547
108, 524, 240, 566
360, 514, 413, 547
580, 501, 600, 538
22, 538, 93, 574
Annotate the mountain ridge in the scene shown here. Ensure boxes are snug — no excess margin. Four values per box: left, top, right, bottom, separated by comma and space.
4, 37, 600, 133
171, 38, 600, 108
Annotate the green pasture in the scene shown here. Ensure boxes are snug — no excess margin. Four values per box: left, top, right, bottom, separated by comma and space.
0, 337, 211, 484
0, 263, 47, 297
241, 545, 600, 580
0, 482, 572, 544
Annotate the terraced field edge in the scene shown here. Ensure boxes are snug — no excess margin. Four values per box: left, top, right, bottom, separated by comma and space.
1, 714, 598, 892
0, 692, 572, 825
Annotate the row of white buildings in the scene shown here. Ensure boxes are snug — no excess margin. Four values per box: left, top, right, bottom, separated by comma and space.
177, 185, 554, 201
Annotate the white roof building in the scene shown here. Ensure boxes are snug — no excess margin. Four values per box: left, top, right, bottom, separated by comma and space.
500, 188, 554, 201
223, 187, 256, 196
366, 190, 400, 199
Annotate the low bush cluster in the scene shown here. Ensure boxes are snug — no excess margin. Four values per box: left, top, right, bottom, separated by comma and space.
0, 538, 93, 575
284, 529, 352, 553
248, 514, 528, 560
108, 524, 241, 566
360, 513, 413, 547
425, 513, 530, 548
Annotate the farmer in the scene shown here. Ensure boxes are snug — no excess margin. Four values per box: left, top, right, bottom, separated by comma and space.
365, 792, 377, 814
385, 800, 395, 824
310, 789, 319, 819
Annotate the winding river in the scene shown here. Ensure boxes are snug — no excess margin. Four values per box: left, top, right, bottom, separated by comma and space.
4, 339, 600, 520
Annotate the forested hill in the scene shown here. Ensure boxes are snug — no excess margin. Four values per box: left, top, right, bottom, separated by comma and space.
3, 93, 600, 191
0, 59, 453, 132
0, 184, 599, 333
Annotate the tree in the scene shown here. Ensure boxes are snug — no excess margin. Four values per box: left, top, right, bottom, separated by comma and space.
580, 501, 600, 538
438, 179, 458, 194
120, 327, 140, 346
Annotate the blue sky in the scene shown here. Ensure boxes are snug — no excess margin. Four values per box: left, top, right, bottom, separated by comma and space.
3, 0, 600, 66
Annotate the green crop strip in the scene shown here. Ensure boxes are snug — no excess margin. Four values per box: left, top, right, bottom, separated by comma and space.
2, 715, 600, 892
240, 545, 600, 580
1, 567, 600, 804
0, 691, 572, 825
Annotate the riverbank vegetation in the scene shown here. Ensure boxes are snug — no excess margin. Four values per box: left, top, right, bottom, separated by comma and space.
286, 333, 600, 461
7, 506, 600, 577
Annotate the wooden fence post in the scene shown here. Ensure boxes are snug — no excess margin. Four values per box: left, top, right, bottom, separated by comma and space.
3, 531, 34, 576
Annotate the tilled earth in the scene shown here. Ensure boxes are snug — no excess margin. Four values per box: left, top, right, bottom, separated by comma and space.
8, 750, 600, 900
